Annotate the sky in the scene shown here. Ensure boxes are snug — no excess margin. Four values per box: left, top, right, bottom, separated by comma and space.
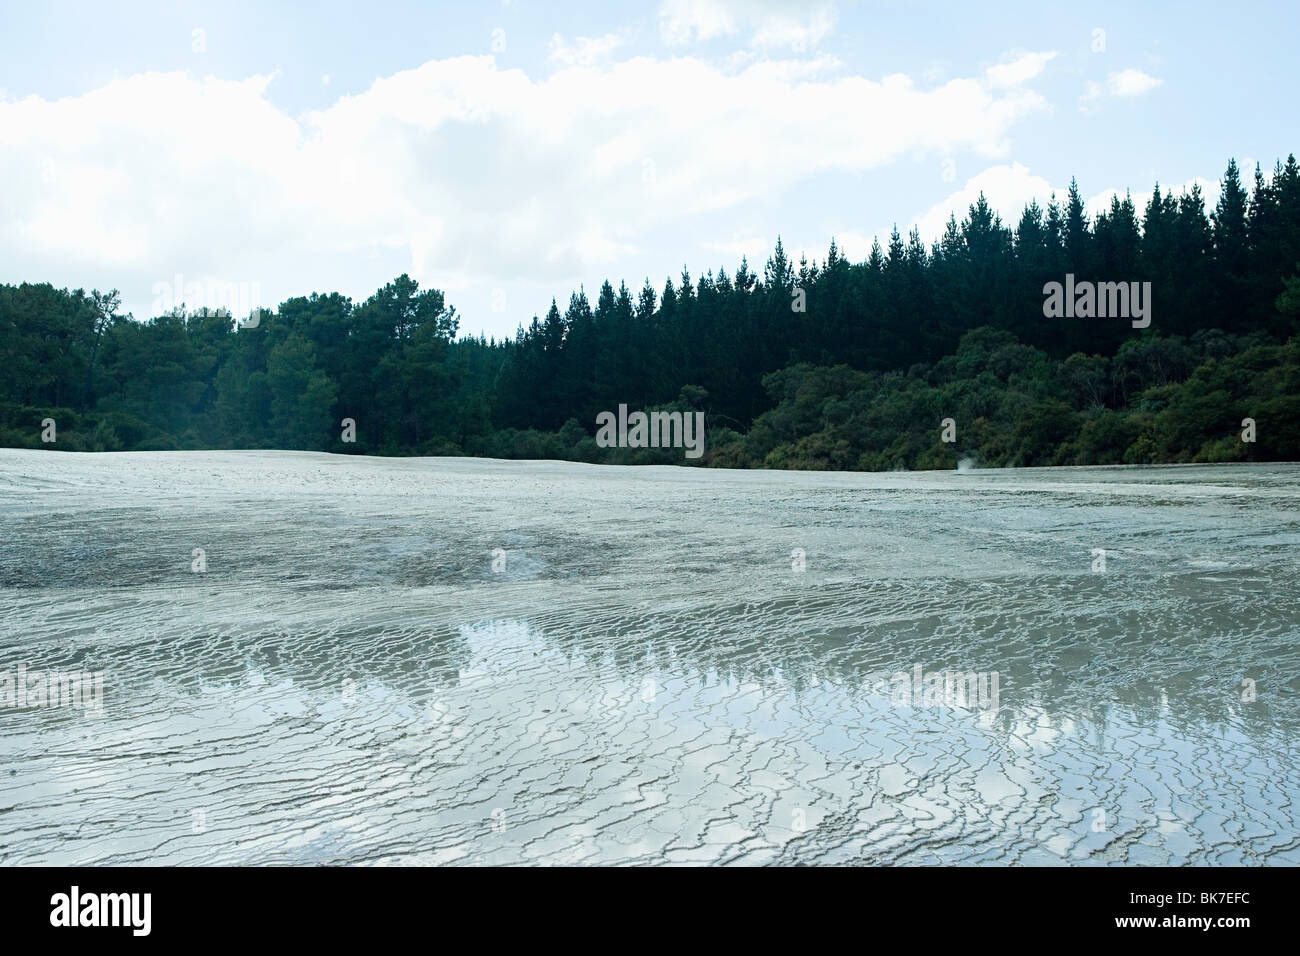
1, 0, 1297, 339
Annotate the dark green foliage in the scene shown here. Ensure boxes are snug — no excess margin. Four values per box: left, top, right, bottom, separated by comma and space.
2, 157, 1299, 469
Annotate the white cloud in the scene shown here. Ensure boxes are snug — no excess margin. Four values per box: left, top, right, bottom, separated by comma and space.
1079, 68, 1162, 111
549, 33, 627, 68
910, 165, 1222, 248
1106, 68, 1162, 97
0, 51, 1054, 321
912, 162, 1056, 242
1089, 177, 1219, 217
702, 234, 771, 263
1079, 80, 1103, 112
985, 51, 1057, 90
818, 231, 874, 262
659, 0, 837, 50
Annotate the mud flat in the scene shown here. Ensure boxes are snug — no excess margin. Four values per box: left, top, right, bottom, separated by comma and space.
0, 449, 1297, 865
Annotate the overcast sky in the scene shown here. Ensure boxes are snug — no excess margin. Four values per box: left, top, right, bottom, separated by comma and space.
2, 0, 1297, 338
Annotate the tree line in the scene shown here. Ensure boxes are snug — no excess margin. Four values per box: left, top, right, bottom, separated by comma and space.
2, 156, 1299, 468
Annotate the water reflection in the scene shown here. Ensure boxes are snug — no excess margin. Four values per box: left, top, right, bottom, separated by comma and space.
1, 454, 1298, 864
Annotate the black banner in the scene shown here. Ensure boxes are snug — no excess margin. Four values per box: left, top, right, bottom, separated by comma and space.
0, 865, 1274, 944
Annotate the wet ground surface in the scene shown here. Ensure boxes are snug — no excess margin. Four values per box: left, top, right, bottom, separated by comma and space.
1, 449, 1297, 864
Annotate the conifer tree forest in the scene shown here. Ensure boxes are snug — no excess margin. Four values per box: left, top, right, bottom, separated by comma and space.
4, 157, 1299, 469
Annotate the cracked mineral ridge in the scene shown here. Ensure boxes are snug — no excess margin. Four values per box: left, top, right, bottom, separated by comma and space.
0, 448, 1297, 865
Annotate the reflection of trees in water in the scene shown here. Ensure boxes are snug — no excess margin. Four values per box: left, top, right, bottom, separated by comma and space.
39, 623, 476, 705
31, 570, 1295, 754
527, 580, 1300, 744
